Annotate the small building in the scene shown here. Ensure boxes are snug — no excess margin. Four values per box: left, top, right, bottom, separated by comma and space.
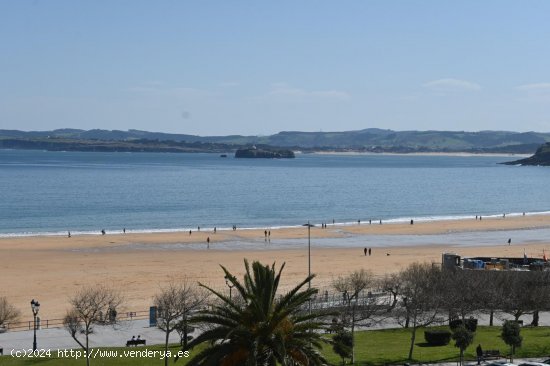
442, 253, 548, 271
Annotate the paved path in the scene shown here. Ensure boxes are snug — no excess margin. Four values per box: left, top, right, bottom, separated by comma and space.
0, 319, 180, 353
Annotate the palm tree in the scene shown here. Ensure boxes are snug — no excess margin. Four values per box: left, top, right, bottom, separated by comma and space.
180, 260, 330, 366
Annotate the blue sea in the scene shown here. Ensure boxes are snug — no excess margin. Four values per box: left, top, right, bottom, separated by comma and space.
1, 149, 549, 237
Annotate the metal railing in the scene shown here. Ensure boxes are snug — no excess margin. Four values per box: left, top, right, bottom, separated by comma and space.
3, 310, 149, 332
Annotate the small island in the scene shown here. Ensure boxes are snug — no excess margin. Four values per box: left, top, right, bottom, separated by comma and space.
235, 146, 295, 159
503, 142, 550, 166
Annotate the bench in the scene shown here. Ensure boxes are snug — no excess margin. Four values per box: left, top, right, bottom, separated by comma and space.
482, 350, 500, 359
126, 339, 146, 347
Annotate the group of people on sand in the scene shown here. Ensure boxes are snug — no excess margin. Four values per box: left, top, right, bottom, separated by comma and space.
363, 247, 372, 256
357, 219, 383, 225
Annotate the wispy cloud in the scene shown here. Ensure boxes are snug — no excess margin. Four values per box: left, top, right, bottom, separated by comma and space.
125, 85, 217, 98
517, 83, 550, 91
517, 83, 550, 102
423, 78, 481, 92
265, 83, 351, 101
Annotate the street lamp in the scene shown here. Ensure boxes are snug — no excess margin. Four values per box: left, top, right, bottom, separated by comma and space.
30, 299, 40, 351
302, 222, 315, 288
303, 222, 315, 314
224, 276, 235, 301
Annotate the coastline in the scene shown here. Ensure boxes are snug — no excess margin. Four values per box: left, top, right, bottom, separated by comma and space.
2, 210, 549, 238
310, 151, 531, 157
2, 213, 550, 320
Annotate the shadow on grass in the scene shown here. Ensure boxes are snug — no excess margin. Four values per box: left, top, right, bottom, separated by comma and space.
416, 342, 448, 348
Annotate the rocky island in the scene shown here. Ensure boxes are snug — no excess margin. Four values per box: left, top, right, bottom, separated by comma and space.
503, 142, 550, 166
235, 147, 295, 159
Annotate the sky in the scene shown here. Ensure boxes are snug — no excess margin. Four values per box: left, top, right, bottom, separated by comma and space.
1, 0, 550, 136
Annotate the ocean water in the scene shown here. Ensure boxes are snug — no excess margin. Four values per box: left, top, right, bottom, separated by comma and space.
1, 149, 549, 237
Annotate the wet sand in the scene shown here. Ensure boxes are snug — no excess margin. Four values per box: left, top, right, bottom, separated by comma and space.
2, 213, 550, 321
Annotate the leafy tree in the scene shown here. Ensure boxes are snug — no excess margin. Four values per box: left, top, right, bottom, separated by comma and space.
332, 328, 353, 365
452, 325, 474, 366
180, 260, 330, 365
501, 320, 522, 363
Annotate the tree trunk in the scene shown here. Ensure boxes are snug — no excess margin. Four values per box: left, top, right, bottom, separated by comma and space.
408, 326, 417, 360
489, 310, 494, 326
531, 310, 539, 326
86, 330, 90, 366
460, 349, 464, 366
350, 303, 356, 364
164, 329, 170, 366
183, 318, 188, 347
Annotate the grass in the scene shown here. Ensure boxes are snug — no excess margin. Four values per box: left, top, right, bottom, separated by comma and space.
2, 326, 550, 365
322, 326, 550, 365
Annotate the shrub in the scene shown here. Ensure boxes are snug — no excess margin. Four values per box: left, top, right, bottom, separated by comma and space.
450, 318, 478, 332
424, 330, 452, 346
333, 329, 353, 364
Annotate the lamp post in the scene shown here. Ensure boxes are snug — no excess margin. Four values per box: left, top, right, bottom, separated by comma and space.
303, 222, 315, 314
30, 299, 40, 351
225, 276, 235, 301
302, 222, 315, 287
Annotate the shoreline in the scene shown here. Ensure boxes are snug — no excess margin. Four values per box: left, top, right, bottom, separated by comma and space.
2, 213, 550, 321
2, 209, 549, 239
309, 151, 531, 157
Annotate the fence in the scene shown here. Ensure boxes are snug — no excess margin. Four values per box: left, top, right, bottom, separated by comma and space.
1, 288, 387, 333
3, 310, 149, 332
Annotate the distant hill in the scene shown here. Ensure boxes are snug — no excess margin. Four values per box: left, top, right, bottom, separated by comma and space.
1, 128, 549, 154
503, 142, 550, 166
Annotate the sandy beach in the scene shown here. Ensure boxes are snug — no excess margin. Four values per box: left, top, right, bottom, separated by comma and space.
2, 213, 550, 321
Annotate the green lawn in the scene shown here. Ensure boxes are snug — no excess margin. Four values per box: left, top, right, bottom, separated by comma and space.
322, 326, 550, 365
2, 326, 550, 365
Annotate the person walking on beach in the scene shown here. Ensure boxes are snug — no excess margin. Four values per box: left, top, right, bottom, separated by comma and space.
68, 231, 71, 238
101, 229, 105, 235
123, 228, 126, 234
369, 248, 371, 256
476, 344, 483, 365
508, 238, 512, 245
364, 247, 367, 256
410, 219, 414, 225
206, 236, 210, 249
189, 230, 192, 235
214, 227, 216, 234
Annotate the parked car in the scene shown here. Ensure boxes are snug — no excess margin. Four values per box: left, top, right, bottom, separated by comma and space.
518, 363, 549, 366
540, 360, 550, 366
